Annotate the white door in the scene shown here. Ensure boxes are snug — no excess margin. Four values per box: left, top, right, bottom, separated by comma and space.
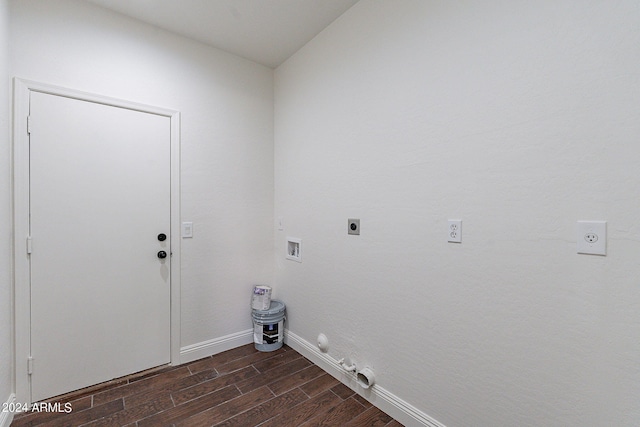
29, 91, 171, 402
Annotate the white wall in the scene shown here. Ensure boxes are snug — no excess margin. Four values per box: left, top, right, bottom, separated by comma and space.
274, 1, 640, 426
0, 0, 12, 411
9, 0, 274, 354
6, 0, 640, 425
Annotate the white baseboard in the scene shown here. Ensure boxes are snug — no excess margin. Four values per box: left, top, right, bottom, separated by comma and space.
0, 394, 15, 427
179, 329, 445, 426
179, 329, 253, 364
284, 330, 446, 427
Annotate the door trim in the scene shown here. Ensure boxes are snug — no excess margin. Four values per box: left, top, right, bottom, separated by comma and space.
12, 78, 181, 403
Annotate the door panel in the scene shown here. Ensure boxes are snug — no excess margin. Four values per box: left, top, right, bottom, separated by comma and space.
29, 92, 171, 402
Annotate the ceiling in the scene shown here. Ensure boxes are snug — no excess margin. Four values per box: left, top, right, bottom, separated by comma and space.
84, 0, 360, 68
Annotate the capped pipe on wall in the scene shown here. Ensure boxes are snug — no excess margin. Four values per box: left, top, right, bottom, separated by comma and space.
356, 367, 375, 389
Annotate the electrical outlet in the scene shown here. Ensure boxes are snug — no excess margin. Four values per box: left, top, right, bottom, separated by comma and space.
448, 220, 462, 243
577, 221, 606, 255
348, 219, 360, 235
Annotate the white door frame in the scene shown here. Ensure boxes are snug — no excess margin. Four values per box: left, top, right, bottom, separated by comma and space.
12, 78, 182, 403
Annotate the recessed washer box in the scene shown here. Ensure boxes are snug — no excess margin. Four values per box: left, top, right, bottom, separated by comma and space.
286, 237, 302, 262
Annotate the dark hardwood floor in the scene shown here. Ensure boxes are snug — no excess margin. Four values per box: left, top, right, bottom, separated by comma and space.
11, 344, 404, 427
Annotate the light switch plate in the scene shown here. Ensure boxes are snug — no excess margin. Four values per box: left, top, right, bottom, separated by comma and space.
577, 221, 606, 255
182, 222, 193, 238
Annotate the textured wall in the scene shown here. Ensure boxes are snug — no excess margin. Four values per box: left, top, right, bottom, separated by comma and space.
8, 0, 274, 353
274, 1, 640, 425
0, 0, 12, 408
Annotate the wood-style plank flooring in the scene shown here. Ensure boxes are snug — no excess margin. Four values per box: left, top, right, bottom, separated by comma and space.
11, 344, 404, 427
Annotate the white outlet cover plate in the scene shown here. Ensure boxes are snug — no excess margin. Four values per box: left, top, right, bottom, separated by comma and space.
577, 221, 606, 255
448, 219, 462, 243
